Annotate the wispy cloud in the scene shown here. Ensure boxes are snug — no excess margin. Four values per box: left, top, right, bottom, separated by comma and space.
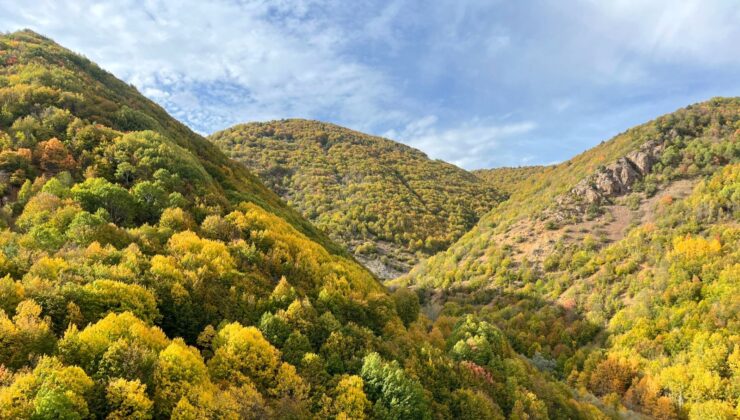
0, 0, 407, 133
386, 116, 537, 168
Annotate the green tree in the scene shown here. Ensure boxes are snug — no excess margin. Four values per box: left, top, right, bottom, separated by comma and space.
392, 288, 420, 327
71, 177, 135, 225
0, 356, 94, 419
360, 352, 431, 420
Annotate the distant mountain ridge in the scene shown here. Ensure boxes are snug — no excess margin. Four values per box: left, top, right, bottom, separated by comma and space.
209, 119, 504, 278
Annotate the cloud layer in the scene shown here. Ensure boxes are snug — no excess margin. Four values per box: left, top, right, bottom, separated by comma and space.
2, 0, 739, 169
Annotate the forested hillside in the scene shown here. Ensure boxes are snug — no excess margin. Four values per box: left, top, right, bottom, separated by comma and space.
209, 120, 502, 278
473, 166, 547, 196
0, 30, 607, 419
400, 98, 740, 418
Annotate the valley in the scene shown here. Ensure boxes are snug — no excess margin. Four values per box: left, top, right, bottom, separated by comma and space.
0, 29, 737, 420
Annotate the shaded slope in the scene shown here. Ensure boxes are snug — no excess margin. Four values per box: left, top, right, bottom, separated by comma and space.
210, 119, 503, 278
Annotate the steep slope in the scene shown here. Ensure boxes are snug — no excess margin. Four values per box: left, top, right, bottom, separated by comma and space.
474, 166, 547, 196
0, 31, 604, 419
209, 120, 503, 278
400, 98, 740, 418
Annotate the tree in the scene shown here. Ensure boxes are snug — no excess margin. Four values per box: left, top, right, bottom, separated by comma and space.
151, 231, 237, 339
71, 177, 135, 225
106, 378, 153, 420
153, 339, 210, 418
360, 352, 431, 420
57, 312, 168, 385
450, 389, 504, 420
332, 375, 370, 419
688, 400, 735, 420
36, 137, 75, 174
131, 181, 168, 223
159, 207, 195, 232
200, 214, 237, 242
0, 356, 94, 419
392, 288, 420, 327
0, 299, 55, 369
588, 357, 637, 396
208, 322, 281, 392
447, 316, 507, 369
15, 191, 62, 231
0, 275, 24, 315
63, 279, 160, 325
65, 210, 121, 246
282, 331, 312, 366
269, 276, 297, 311
39, 178, 69, 201
16, 178, 33, 206
270, 362, 309, 402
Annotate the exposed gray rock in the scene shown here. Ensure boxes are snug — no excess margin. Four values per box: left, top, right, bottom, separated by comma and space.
548, 138, 665, 223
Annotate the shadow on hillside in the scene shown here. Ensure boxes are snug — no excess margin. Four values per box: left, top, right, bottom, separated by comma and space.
416, 285, 605, 376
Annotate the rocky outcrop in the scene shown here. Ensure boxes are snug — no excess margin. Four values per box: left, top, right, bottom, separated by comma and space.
551, 139, 665, 223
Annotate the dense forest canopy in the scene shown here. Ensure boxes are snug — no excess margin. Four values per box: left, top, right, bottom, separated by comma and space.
209, 120, 503, 279
0, 30, 608, 419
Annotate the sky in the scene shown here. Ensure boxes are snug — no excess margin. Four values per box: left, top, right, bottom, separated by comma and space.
1, 0, 739, 169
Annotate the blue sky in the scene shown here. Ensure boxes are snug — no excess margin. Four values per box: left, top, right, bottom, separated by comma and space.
2, 0, 739, 169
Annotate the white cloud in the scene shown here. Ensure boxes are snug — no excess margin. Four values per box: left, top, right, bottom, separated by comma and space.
388, 116, 537, 169
0, 0, 406, 133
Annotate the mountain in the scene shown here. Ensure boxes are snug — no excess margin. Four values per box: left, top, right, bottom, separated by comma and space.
0, 30, 604, 419
209, 120, 503, 279
473, 166, 547, 196
399, 98, 740, 418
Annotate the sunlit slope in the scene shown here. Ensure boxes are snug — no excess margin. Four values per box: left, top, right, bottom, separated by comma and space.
402, 98, 739, 289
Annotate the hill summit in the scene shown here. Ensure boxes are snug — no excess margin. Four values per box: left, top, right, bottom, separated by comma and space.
210, 119, 503, 278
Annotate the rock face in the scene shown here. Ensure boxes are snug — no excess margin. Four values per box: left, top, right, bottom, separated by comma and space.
551, 139, 665, 223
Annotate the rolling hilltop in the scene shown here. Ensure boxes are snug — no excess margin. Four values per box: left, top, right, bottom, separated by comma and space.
399, 98, 740, 419
210, 120, 503, 278
0, 30, 605, 419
